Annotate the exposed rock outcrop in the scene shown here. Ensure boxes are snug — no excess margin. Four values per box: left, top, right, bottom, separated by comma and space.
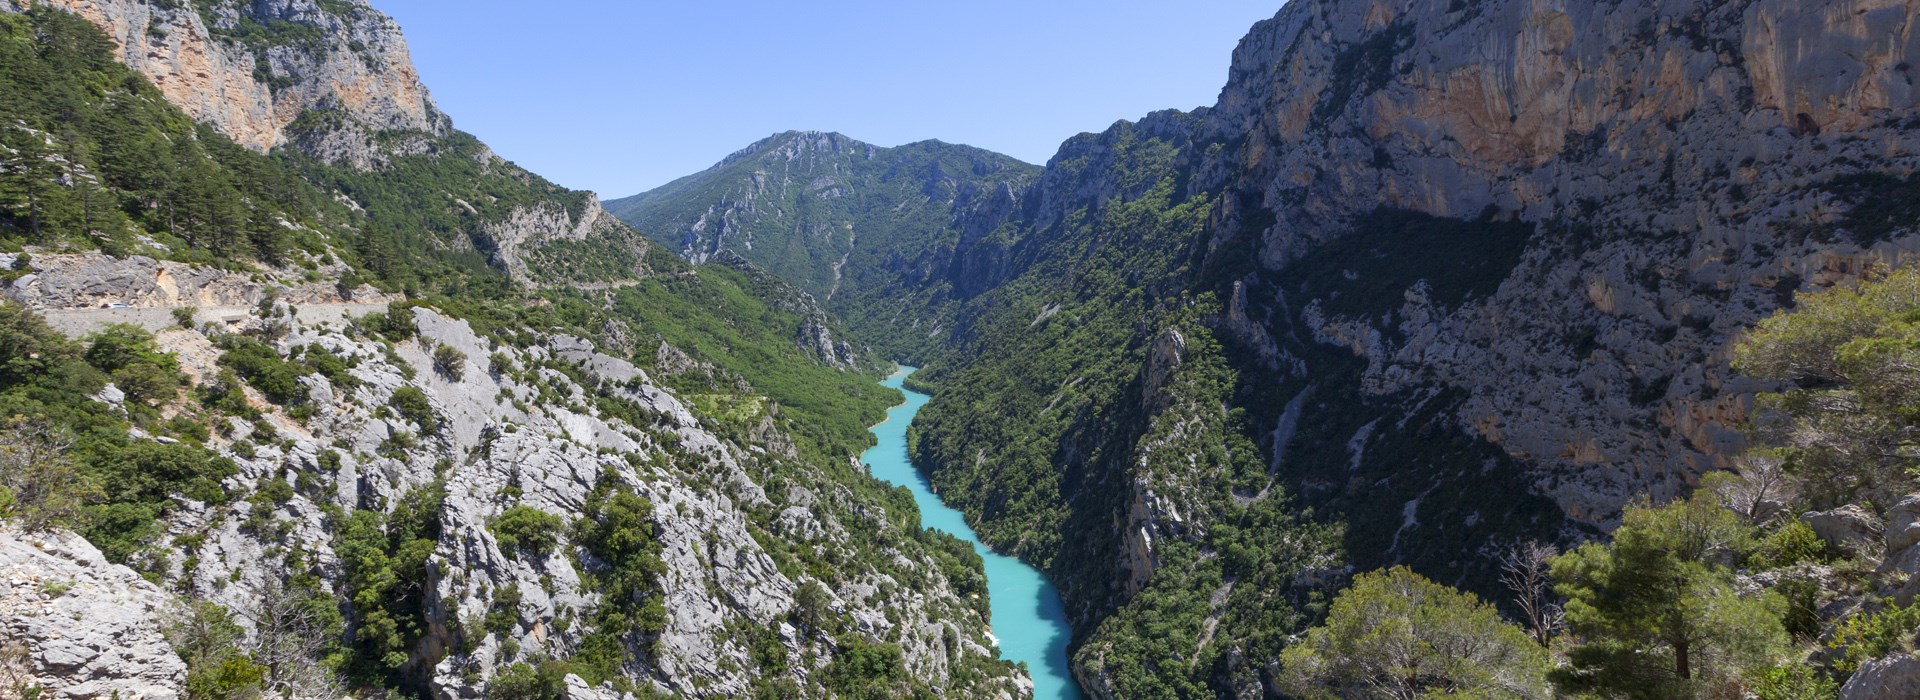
13, 0, 447, 161
1, 251, 397, 310
116, 301, 1020, 697
1803, 505, 1884, 557
0, 528, 186, 699
1840, 652, 1920, 700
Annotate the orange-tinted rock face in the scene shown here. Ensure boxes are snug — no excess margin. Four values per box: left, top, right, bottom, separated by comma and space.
33, 0, 444, 162
1171, 0, 1920, 526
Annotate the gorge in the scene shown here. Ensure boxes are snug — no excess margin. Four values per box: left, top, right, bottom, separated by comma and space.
6, 0, 1920, 697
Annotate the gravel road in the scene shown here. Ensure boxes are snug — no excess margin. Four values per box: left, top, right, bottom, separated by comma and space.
39, 303, 388, 338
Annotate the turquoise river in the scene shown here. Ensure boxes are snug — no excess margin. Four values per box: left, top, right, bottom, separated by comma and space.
862, 368, 1083, 699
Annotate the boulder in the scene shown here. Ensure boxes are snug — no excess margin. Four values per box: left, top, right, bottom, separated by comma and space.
1841, 652, 1920, 700
1885, 495, 1920, 556
1802, 505, 1884, 556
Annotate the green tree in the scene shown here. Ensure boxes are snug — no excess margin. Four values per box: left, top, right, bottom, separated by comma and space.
487, 659, 571, 700
1733, 267, 1920, 508
161, 599, 267, 700
85, 323, 182, 405
0, 121, 71, 241
1277, 566, 1552, 699
1550, 495, 1789, 697
489, 504, 563, 557
432, 343, 466, 381
387, 385, 438, 435
570, 479, 666, 683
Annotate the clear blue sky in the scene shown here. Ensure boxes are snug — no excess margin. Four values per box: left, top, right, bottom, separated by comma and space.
374, 1, 1284, 197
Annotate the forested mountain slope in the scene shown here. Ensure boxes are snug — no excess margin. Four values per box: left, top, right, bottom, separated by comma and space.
605, 131, 1040, 361
0, 2, 1027, 697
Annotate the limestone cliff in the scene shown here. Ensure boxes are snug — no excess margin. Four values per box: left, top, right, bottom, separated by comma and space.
1196, 0, 1920, 524
876, 0, 1920, 696
0, 291, 1024, 698
7, 0, 446, 164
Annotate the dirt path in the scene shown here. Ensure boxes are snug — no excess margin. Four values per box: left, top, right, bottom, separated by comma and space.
39, 303, 389, 338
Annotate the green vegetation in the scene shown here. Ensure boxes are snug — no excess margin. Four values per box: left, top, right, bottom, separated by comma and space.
1734, 266, 1920, 507
1551, 493, 1789, 696
85, 323, 184, 405
0, 8, 328, 266
822, 635, 917, 700
489, 504, 563, 557
0, 301, 232, 564
216, 333, 313, 406
162, 599, 268, 700
0, 7, 1026, 697
387, 385, 439, 435
606, 132, 1041, 360
1278, 567, 1551, 698
569, 478, 666, 685
486, 659, 572, 700
432, 343, 467, 380
335, 484, 443, 687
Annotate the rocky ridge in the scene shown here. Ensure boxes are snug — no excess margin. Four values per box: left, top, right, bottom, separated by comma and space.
2, 288, 1023, 697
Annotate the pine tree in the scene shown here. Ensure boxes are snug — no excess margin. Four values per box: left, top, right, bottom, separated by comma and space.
1550, 494, 1789, 697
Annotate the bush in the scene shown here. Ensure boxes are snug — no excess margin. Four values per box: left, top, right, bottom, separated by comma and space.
569, 479, 666, 683
388, 386, 438, 436
216, 334, 311, 406
162, 599, 265, 700
1830, 603, 1920, 674
487, 660, 571, 700
1754, 520, 1829, 570
432, 344, 466, 381
490, 505, 563, 557
1753, 663, 1838, 700
0, 417, 92, 532
1278, 566, 1552, 699
172, 306, 197, 328
85, 324, 182, 405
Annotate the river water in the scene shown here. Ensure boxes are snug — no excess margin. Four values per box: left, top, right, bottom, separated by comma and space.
861, 368, 1084, 700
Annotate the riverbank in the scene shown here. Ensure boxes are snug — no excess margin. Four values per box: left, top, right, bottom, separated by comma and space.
862, 368, 1083, 700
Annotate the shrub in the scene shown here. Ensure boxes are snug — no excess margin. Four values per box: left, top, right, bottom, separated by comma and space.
490, 505, 563, 557
215, 334, 311, 406
388, 386, 438, 435
1752, 662, 1838, 700
432, 344, 466, 381
487, 660, 571, 700
1278, 566, 1552, 699
172, 306, 197, 328
85, 324, 183, 405
0, 417, 93, 532
1830, 603, 1920, 674
1754, 520, 1829, 570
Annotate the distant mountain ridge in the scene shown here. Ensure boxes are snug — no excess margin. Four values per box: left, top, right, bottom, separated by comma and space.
606, 130, 1040, 359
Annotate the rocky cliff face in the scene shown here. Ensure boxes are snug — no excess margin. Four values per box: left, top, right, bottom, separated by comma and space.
0, 1, 1027, 695
7, 0, 446, 163
1194, 0, 1920, 525
866, 0, 1920, 696
0, 528, 186, 699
